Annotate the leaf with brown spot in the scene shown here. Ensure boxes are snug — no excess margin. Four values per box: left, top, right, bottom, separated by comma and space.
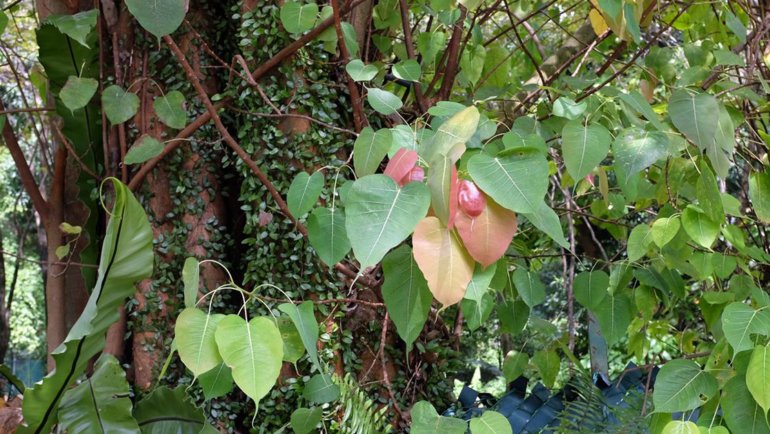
413, 216, 474, 307
455, 198, 517, 267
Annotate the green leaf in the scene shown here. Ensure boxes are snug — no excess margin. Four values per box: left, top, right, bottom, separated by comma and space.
532, 349, 560, 388
411, 401, 467, 434
393, 59, 421, 82
345, 59, 378, 81
102, 85, 140, 125
0, 11, 7, 35
593, 293, 633, 345
669, 90, 720, 152
652, 216, 681, 247
22, 179, 153, 434
278, 301, 320, 370
574, 271, 609, 310
520, 202, 569, 249
276, 316, 305, 363
182, 257, 199, 309
462, 295, 494, 331
468, 150, 549, 214
722, 375, 770, 434
60, 76, 98, 111
175, 308, 225, 378
682, 206, 719, 248
652, 359, 718, 413
749, 170, 770, 224
307, 207, 350, 266
503, 351, 528, 382
303, 374, 340, 404
280, 1, 318, 34
59, 354, 141, 434
465, 262, 496, 302
552, 97, 587, 120
427, 154, 453, 224
562, 120, 612, 180
382, 245, 431, 350
214, 315, 283, 403
613, 128, 669, 185
198, 363, 233, 400
291, 407, 323, 434
498, 299, 529, 337
153, 90, 187, 129
470, 411, 512, 434
422, 106, 479, 163
623, 2, 641, 43
133, 386, 213, 434
367, 88, 403, 115
696, 162, 725, 223
617, 91, 666, 131
722, 303, 770, 354
125, 0, 186, 38
627, 224, 653, 262
512, 267, 546, 307
47, 10, 98, 48
125, 135, 164, 165
662, 421, 700, 434
354, 127, 392, 176
708, 104, 735, 179
747, 344, 770, 416
345, 174, 430, 269
287, 171, 324, 217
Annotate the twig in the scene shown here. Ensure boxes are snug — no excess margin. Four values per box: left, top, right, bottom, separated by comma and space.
398, 0, 428, 113
331, 0, 365, 132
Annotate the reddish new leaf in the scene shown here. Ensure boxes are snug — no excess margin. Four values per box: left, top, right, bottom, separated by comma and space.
458, 180, 485, 217
456, 197, 517, 267
384, 148, 419, 186
402, 166, 425, 184
447, 167, 459, 229
413, 216, 474, 307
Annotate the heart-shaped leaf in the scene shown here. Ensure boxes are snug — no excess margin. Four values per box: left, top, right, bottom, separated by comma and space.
153, 90, 187, 129
345, 175, 430, 269
512, 267, 546, 308
291, 408, 323, 434
455, 197, 517, 267
125, 0, 186, 38
307, 207, 350, 266
613, 128, 669, 183
411, 401, 467, 434
422, 105, 479, 163
367, 88, 403, 115
592, 292, 632, 345
60, 76, 98, 111
102, 85, 139, 125
303, 374, 340, 404
682, 206, 719, 248
651, 216, 681, 247
747, 343, 770, 416
393, 59, 421, 82
627, 224, 653, 262
345, 59, 378, 81
47, 10, 97, 47
573, 271, 609, 310
278, 301, 320, 370
354, 127, 392, 177
470, 411, 512, 434
561, 120, 611, 180
214, 315, 283, 403
652, 359, 718, 413
280, 1, 318, 34
669, 89, 719, 151
175, 308, 225, 378
468, 149, 549, 214
198, 363, 233, 400
382, 245, 432, 350
287, 171, 324, 217
413, 216, 474, 307
722, 302, 770, 354
125, 135, 164, 165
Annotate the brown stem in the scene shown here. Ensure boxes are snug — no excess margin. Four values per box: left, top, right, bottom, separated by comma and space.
436, 6, 467, 101
398, 0, 428, 113
331, 0, 365, 132
44, 146, 67, 370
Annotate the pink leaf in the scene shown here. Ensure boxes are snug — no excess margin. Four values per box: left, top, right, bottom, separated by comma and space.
384, 148, 419, 186
455, 197, 517, 267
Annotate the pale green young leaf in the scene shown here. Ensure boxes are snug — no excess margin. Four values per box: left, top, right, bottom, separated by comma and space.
60, 76, 98, 111
746, 344, 770, 416
367, 88, 402, 115
470, 411, 512, 434
182, 257, 199, 309
393, 59, 421, 82
651, 216, 681, 247
661, 421, 699, 434
423, 106, 479, 163
468, 150, 549, 214
345, 59, 378, 81
175, 308, 225, 377
411, 401, 467, 434
627, 224, 653, 262
682, 206, 719, 248
280, 1, 318, 34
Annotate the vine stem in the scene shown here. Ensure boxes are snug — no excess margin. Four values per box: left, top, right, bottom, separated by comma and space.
162, 35, 378, 289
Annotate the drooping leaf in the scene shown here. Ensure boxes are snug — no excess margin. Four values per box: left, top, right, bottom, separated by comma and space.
532, 349, 560, 388
354, 127, 392, 177
708, 104, 736, 179
747, 343, 770, 415
153, 90, 187, 129
280, 1, 318, 34
627, 224, 653, 262
381, 245, 432, 350
47, 9, 98, 48
617, 91, 666, 131
175, 308, 225, 378
307, 207, 350, 266
60, 76, 98, 111
503, 351, 528, 382
462, 295, 494, 331
133, 386, 213, 434
669, 89, 720, 151
303, 374, 340, 404
278, 301, 320, 370
125, 135, 164, 165
652, 359, 718, 413
696, 161, 725, 224
422, 106, 479, 164
574, 271, 609, 310
367, 88, 403, 115
182, 257, 200, 309
682, 206, 719, 248
592, 292, 633, 345
498, 299, 529, 337
214, 315, 283, 403
287, 171, 324, 217
465, 262, 496, 302
722, 375, 770, 434
413, 216, 474, 307
722, 302, 770, 354
198, 363, 234, 400
276, 316, 305, 364
20, 180, 152, 434
393, 59, 421, 82
291, 407, 323, 434
345, 59, 378, 81
345, 175, 430, 269
520, 202, 569, 249
125, 0, 186, 38
427, 155, 455, 225
512, 267, 546, 308
102, 85, 140, 125
468, 149, 549, 214
58, 354, 141, 434
455, 197, 517, 267
469, 411, 512, 434
411, 401, 467, 434
561, 120, 612, 180
749, 170, 770, 224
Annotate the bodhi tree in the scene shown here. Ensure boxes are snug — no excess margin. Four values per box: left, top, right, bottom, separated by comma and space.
1, 0, 769, 432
